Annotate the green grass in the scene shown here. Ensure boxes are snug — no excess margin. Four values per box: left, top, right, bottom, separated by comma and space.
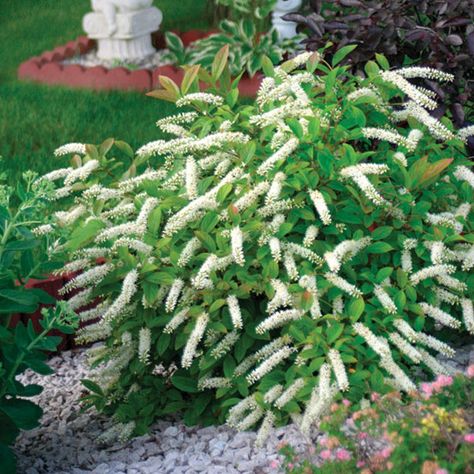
0, 0, 212, 179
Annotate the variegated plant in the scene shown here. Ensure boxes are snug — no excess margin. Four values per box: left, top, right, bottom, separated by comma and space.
41, 49, 474, 444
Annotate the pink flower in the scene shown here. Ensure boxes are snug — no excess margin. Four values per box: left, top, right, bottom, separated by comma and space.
436, 375, 453, 388
336, 448, 351, 461
467, 365, 474, 378
308, 446, 316, 455
288, 463, 294, 470
435, 469, 448, 474
421, 382, 433, 398
319, 436, 328, 447
342, 399, 351, 407
464, 433, 474, 443
269, 460, 280, 469
357, 432, 368, 440
357, 460, 366, 468
370, 392, 380, 402
380, 447, 392, 459
320, 449, 332, 460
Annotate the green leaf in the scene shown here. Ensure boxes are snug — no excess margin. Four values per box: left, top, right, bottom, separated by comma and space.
348, 298, 365, 322
366, 242, 393, 254
209, 299, 226, 313
212, 45, 229, 82
181, 65, 201, 95
156, 333, 171, 356
0, 411, 19, 445
171, 373, 199, 393
375, 267, 393, 283
82, 379, 104, 395
0, 444, 16, 474
327, 322, 344, 344
371, 226, 393, 240
331, 44, 358, 66
0, 399, 42, 430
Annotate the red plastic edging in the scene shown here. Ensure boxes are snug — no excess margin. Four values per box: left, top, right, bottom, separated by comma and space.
17, 32, 262, 97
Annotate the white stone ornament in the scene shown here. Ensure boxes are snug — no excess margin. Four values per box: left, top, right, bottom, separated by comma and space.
272, 0, 303, 41
83, 0, 162, 61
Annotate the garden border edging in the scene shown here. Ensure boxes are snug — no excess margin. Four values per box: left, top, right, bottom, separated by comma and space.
17, 32, 263, 96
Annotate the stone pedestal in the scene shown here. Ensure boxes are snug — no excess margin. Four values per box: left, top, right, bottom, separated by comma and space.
272, 0, 302, 41
83, 6, 162, 61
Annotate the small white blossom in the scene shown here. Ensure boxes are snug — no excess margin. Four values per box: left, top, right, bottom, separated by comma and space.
185, 156, 199, 200
246, 346, 295, 384
410, 264, 456, 285
303, 225, 319, 247
419, 302, 461, 329
380, 71, 438, 110
255, 411, 276, 447
283, 252, 299, 281
389, 332, 422, 363
257, 139, 299, 176
211, 330, 240, 359
453, 165, 474, 189
328, 349, 349, 391
417, 348, 453, 376
138, 327, 151, 364
457, 125, 474, 143
32, 224, 53, 236
227, 295, 243, 330
325, 272, 362, 298
374, 285, 397, 314
353, 323, 390, 357
54, 142, 87, 156
256, 309, 304, 334
231, 226, 245, 266
163, 307, 190, 334
102, 269, 139, 323
274, 378, 305, 409
379, 354, 416, 392
309, 190, 332, 225
176, 92, 224, 107
461, 299, 474, 334
269, 237, 282, 262
181, 313, 209, 369
165, 279, 185, 313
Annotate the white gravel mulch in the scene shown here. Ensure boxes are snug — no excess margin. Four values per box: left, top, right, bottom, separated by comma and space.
14, 349, 312, 474
14, 344, 474, 474
61, 49, 170, 70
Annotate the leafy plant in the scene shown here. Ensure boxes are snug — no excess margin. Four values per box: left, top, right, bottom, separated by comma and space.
0, 304, 78, 474
44, 49, 474, 445
164, 19, 301, 77
285, 0, 474, 124
278, 367, 474, 473
0, 173, 78, 473
214, 0, 277, 23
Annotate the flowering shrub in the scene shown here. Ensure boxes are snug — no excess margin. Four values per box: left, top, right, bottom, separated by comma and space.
278, 366, 474, 473
0, 173, 77, 473
44, 50, 474, 443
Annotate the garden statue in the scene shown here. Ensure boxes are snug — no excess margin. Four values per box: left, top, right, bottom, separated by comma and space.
272, 0, 302, 40
83, 0, 162, 61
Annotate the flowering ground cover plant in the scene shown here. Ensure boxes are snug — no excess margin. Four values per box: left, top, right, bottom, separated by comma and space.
43, 48, 474, 444
278, 366, 474, 473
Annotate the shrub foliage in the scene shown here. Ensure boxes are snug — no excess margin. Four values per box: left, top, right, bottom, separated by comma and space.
46, 50, 474, 443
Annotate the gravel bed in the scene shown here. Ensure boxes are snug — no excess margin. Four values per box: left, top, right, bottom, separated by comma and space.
61, 49, 170, 70
14, 344, 474, 474
14, 349, 314, 474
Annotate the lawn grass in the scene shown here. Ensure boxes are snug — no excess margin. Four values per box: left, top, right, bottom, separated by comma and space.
0, 0, 212, 179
